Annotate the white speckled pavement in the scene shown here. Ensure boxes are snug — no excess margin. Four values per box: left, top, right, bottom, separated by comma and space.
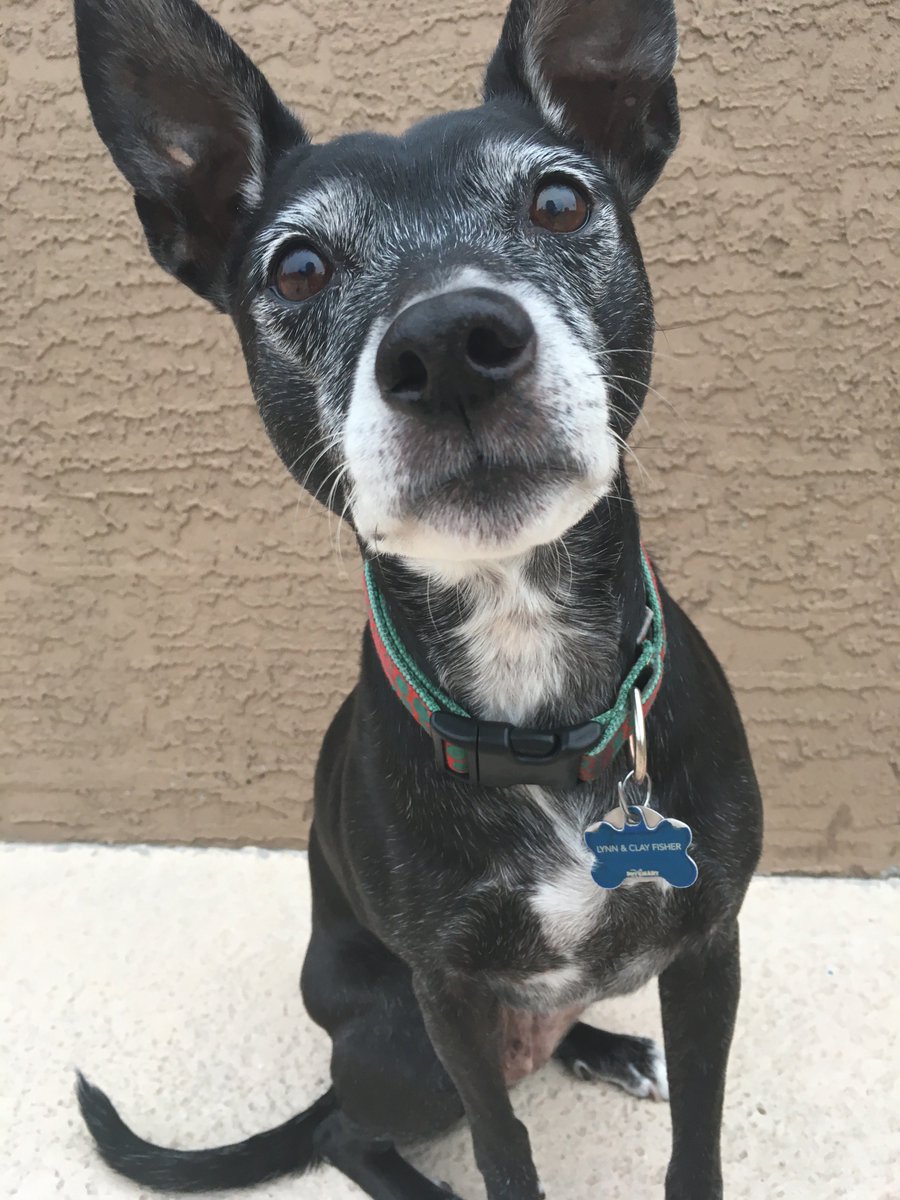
2, 844, 896, 1200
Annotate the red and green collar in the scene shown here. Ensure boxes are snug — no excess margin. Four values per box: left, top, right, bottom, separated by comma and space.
364, 547, 666, 788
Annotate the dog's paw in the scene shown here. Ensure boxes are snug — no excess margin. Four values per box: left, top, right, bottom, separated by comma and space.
558, 1027, 669, 1102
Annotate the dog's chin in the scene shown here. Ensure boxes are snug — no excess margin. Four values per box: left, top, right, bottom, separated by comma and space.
361, 467, 611, 569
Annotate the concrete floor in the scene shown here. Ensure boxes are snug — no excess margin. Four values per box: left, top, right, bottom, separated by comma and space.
2, 844, 897, 1200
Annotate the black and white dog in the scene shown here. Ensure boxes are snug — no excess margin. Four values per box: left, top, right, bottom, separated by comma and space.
73, 0, 763, 1197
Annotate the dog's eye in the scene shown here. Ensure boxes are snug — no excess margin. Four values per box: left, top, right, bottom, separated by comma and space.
530, 178, 590, 233
271, 243, 332, 302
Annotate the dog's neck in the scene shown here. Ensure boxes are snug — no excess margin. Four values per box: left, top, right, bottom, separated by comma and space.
367, 477, 648, 729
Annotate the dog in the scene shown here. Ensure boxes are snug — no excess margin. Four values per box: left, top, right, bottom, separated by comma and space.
72, 0, 763, 1197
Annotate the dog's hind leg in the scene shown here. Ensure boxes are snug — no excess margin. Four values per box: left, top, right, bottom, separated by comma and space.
553, 1022, 669, 1101
301, 838, 466, 1198
314, 1110, 462, 1200
303, 963, 468, 1199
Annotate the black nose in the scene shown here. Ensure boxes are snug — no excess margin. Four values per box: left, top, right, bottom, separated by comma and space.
375, 287, 536, 416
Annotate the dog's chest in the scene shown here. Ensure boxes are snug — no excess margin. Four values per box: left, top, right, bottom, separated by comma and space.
438, 785, 674, 1009
528, 788, 673, 968
443, 565, 597, 725
523, 785, 612, 951
423, 562, 671, 994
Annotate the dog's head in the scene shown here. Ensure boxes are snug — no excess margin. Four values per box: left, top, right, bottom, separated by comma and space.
75, 0, 679, 566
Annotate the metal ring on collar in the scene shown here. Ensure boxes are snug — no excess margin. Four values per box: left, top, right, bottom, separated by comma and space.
617, 769, 653, 823
628, 687, 648, 784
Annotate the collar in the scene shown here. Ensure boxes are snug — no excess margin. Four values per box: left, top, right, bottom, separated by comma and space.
364, 546, 666, 788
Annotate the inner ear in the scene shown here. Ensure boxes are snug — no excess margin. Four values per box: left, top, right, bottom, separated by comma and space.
537, 0, 678, 81
142, 68, 263, 188
538, 0, 678, 160
550, 72, 679, 206
75, 0, 307, 308
485, 0, 680, 208
123, 81, 267, 304
119, 61, 267, 236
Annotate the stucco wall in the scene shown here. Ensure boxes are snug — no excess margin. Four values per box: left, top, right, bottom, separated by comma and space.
2, 0, 897, 872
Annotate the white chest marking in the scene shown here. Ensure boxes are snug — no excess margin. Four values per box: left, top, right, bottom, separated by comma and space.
451, 562, 582, 725
525, 786, 609, 951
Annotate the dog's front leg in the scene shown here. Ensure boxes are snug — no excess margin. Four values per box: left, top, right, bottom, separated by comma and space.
414, 972, 543, 1200
658, 922, 741, 1200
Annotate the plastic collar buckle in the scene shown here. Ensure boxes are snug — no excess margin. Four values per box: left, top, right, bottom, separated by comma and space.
431, 711, 602, 788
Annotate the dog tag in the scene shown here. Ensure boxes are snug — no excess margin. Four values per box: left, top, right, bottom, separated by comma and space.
584, 802, 698, 890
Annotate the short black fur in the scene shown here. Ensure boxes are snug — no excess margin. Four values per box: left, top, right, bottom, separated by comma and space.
72, 1, 763, 1198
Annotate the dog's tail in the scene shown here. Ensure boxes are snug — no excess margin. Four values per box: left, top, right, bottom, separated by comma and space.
76, 1072, 337, 1192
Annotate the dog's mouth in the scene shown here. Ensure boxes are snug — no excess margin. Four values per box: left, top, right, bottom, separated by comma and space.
404, 459, 582, 520
366, 457, 604, 562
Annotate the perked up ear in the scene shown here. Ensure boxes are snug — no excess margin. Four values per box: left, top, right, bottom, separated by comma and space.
485, 0, 680, 209
74, 0, 306, 308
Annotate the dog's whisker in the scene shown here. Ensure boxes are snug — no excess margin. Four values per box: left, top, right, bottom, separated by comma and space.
307, 459, 346, 514
601, 378, 653, 432
298, 433, 344, 494
334, 482, 357, 576
323, 464, 352, 567
603, 374, 682, 421
589, 362, 681, 416
559, 533, 575, 595
609, 428, 652, 488
603, 346, 681, 361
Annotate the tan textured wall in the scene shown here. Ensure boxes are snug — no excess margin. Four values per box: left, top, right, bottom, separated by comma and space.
1, 0, 897, 872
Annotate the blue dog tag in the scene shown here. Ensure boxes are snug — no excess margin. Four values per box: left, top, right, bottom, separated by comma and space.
584, 804, 698, 890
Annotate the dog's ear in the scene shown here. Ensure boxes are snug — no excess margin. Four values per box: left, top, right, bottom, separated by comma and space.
74, 0, 307, 308
485, 0, 679, 208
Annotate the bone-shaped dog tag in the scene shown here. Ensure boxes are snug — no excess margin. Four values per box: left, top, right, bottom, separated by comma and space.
584, 804, 698, 890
